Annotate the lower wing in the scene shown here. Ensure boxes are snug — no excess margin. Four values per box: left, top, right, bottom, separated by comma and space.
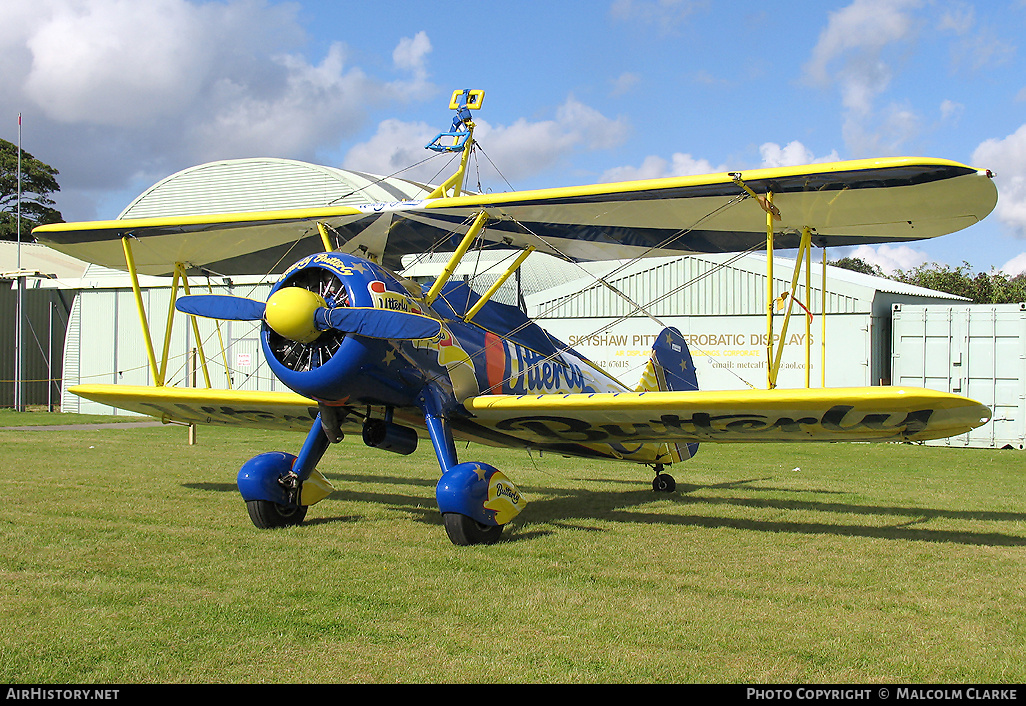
70, 384, 324, 432
462, 387, 991, 444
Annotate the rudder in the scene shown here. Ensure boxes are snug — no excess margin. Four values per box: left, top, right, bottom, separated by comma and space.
635, 327, 699, 461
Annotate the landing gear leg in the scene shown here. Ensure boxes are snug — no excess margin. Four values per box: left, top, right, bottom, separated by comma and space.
422, 401, 526, 545
651, 463, 676, 493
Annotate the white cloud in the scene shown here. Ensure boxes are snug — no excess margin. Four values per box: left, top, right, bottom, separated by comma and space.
598, 140, 840, 184
803, 0, 922, 156
471, 97, 627, 183
599, 153, 721, 183
804, 0, 918, 93
609, 72, 641, 97
393, 31, 431, 73
21, 0, 299, 128
937, 4, 975, 34
940, 99, 964, 121
342, 118, 438, 178
1000, 252, 1026, 276
759, 141, 840, 168
973, 124, 1026, 238
848, 243, 929, 275
609, 0, 705, 30
0, 0, 439, 219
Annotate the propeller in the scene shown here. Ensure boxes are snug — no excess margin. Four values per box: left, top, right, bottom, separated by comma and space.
176, 287, 443, 343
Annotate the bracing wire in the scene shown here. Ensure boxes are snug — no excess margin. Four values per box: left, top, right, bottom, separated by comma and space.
412, 184, 763, 393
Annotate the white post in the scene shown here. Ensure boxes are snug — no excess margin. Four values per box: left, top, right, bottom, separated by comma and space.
48, 303, 53, 412
188, 348, 198, 445
15, 114, 23, 412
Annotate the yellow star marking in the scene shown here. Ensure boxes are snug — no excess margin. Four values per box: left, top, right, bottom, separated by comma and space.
473, 464, 488, 481
664, 332, 674, 345
679, 359, 689, 371
350, 262, 368, 274
383, 350, 396, 365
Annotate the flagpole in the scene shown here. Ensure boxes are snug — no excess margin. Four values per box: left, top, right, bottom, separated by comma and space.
15, 113, 24, 411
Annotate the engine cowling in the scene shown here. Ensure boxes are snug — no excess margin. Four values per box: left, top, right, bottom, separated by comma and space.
262, 252, 422, 406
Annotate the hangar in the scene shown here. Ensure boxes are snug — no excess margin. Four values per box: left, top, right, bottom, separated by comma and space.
0, 241, 88, 409
36, 157, 1013, 447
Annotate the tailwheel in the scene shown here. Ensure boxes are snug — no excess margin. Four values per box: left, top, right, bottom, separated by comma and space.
442, 513, 504, 546
246, 499, 308, 529
651, 465, 676, 493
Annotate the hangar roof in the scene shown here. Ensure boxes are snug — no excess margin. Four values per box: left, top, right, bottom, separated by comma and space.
118, 157, 432, 219
80, 157, 434, 281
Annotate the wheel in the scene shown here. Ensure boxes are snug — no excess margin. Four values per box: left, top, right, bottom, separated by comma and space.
246, 499, 308, 529
652, 473, 676, 493
442, 513, 504, 546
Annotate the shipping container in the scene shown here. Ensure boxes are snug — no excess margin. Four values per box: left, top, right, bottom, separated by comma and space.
892, 303, 1026, 449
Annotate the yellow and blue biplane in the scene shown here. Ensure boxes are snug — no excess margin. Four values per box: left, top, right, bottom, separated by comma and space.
33, 90, 997, 545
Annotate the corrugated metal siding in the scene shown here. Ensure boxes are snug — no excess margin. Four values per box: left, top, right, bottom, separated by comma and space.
64, 282, 276, 414
532, 255, 865, 319
119, 159, 431, 218
61, 295, 82, 413
0, 285, 71, 408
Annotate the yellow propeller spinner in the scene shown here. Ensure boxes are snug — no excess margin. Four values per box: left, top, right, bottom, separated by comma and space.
263, 287, 326, 343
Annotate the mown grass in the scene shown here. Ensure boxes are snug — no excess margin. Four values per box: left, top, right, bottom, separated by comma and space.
1, 413, 1023, 683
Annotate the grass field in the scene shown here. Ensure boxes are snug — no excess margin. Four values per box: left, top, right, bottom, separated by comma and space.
1, 412, 1023, 683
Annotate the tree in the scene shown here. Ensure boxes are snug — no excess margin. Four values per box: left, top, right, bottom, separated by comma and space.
829, 256, 884, 277
0, 138, 63, 242
893, 261, 1026, 304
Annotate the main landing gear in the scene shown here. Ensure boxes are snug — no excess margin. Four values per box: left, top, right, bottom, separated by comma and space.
442, 512, 504, 545
246, 498, 308, 529
234, 405, 526, 546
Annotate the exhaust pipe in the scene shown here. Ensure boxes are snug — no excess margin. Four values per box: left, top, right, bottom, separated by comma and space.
362, 418, 418, 455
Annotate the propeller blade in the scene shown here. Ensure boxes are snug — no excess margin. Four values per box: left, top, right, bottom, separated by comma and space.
176, 295, 266, 321
315, 307, 443, 340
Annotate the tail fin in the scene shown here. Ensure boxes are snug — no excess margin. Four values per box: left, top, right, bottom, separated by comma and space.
636, 327, 700, 461
635, 327, 699, 394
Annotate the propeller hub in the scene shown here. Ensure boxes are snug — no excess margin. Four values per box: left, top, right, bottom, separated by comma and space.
264, 287, 327, 343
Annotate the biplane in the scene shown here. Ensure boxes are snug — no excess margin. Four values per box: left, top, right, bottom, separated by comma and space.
33, 89, 998, 545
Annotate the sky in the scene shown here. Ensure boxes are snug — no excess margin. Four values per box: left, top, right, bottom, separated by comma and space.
2, 0, 1026, 275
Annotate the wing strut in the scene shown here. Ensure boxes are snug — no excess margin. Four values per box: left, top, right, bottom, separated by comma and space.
770, 226, 814, 388
464, 246, 535, 322
122, 236, 162, 386
423, 210, 490, 305
316, 222, 334, 252
120, 235, 230, 391
732, 173, 825, 390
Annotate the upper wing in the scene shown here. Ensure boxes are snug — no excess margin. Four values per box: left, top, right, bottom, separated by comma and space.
461, 386, 992, 444
34, 157, 996, 274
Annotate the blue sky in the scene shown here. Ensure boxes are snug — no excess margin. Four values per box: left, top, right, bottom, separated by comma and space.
3, 0, 1026, 274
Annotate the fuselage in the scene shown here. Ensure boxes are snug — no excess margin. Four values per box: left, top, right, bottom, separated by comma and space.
258, 251, 672, 465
